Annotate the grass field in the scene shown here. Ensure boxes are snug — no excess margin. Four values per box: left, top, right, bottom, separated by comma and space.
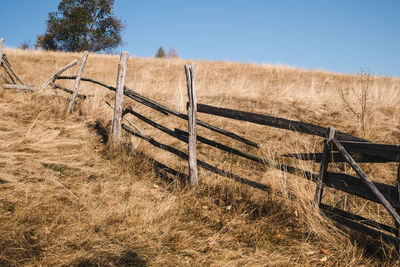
1, 48, 400, 266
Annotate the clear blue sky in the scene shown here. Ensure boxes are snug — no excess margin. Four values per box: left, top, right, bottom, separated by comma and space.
1, 1, 399, 77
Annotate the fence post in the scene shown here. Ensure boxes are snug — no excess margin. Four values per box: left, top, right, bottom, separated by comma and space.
396, 164, 400, 243
0, 38, 4, 66
67, 51, 89, 114
185, 63, 198, 186
314, 127, 335, 206
112, 51, 129, 145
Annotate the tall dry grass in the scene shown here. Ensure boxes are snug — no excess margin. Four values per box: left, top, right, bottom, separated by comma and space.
0, 48, 399, 266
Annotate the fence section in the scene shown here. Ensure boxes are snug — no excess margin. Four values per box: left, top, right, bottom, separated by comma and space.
3, 44, 400, 248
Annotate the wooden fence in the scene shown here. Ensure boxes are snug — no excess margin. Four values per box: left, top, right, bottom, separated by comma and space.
2, 43, 400, 248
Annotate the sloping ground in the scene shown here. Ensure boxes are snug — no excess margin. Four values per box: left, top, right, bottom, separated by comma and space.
1, 49, 400, 265
0, 83, 370, 266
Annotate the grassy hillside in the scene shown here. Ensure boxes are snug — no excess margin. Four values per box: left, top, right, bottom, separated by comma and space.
1, 48, 400, 266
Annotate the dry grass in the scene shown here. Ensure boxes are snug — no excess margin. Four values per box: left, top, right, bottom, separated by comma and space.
0, 48, 400, 266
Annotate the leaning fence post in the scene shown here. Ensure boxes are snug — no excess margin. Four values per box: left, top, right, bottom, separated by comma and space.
314, 127, 335, 206
0, 38, 4, 66
332, 137, 400, 226
112, 51, 129, 145
67, 51, 89, 114
185, 63, 198, 186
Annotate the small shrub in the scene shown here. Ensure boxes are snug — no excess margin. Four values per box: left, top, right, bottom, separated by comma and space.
19, 41, 30, 50
155, 46, 166, 58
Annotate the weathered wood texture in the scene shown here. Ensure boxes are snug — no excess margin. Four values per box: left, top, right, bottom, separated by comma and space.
2, 84, 38, 91
287, 141, 400, 163
67, 51, 89, 114
334, 141, 400, 162
282, 152, 395, 163
333, 137, 400, 225
185, 64, 198, 186
55, 75, 259, 148
196, 103, 368, 142
112, 51, 129, 145
41, 59, 77, 89
2, 54, 24, 84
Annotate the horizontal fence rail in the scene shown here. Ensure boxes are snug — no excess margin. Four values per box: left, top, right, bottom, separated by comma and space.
282, 152, 396, 163
196, 103, 369, 142
334, 141, 400, 162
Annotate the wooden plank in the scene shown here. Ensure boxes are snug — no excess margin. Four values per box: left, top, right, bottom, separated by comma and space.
281, 152, 394, 163
2, 84, 38, 91
324, 172, 399, 208
321, 204, 400, 245
335, 141, 400, 162
196, 103, 368, 142
333, 137, 400, 225
112, 51, 129, 145
121, 123, 270, 192
41, 59, 78, 89
55, 75, 259, 148
67, 51, 89, 114
2, 54, 24, 85
185, 64, 198, 186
